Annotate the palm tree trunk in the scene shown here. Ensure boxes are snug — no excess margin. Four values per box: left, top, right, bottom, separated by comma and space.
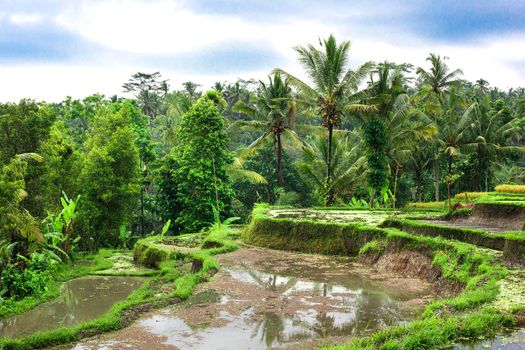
485, 168, 489, 192
477, 147, 482, 191
433, 158, 440, 201
393, 161, 400, 209
447, 155, 452, 209
276, 132, 284, 186
326, 123, 334, 205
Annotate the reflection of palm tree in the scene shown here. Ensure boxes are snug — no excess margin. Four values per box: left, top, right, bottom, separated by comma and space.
352, 291, 400, 335
252, 312, 286, 348
243, 265, 298, 294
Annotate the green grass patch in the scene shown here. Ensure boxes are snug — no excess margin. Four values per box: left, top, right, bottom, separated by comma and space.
319, 309, 516, 350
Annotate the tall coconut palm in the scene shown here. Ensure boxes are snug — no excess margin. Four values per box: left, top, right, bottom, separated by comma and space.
275, 35, 374, 205
416, 53, 463, 201
416, 54, 463, 97
231, 73, 304, 186
439, 87, 472, 206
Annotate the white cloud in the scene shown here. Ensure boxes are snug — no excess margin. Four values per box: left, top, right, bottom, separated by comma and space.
0, 0, 523, 101
54, 0, 337, 55
10, 13, 42, 24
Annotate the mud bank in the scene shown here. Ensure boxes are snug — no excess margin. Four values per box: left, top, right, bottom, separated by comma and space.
452, 203, 525, 231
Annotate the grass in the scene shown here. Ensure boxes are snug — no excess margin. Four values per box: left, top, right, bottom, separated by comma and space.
405, 201, 448, 211
496, 184, 525, 194
381, 218, 525, 264
0, 223, 240, 350
319, 309, 516, 350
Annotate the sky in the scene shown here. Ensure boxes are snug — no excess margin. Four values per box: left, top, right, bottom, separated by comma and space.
0, 0, 525, 102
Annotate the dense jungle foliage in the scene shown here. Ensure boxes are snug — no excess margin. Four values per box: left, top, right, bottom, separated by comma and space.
0, 35, 524, 302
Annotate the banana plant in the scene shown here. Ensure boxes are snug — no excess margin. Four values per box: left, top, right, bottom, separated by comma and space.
43, 192, 81, 261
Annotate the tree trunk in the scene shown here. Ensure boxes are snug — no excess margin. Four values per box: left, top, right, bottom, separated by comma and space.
477, 148, 482, 191
393, 161, 400, 209
485, 168, 489, 192
325, 123, 334, 206
447, 155, 452, 209
433, 158, 440, 201
276, 132, 284, 186
212, 157, 221, 228
369, 191, 375, 208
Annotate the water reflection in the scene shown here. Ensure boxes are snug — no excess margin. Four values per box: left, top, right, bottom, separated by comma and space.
138, 264, 417, 349
0, 276, 144, 339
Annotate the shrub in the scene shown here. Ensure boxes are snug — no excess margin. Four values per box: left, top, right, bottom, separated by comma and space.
0, 253, 54, 300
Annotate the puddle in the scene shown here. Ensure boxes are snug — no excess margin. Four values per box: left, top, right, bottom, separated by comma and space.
135, 265, 421, 349
0, 276, 144, 339
455, 329, 525, 349
54, 247, 432, 350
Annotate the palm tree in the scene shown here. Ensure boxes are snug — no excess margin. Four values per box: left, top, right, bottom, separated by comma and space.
385, 94, 437, 207
462, 95, 525, 190
275, 34, 374, 205
439, 87, 472, 206
362, 62, 409, 206
298, 135, 366, 205
231, 73, 304, 186
416, 54, 463, 97
416, 53, 463, 201
474, 79, 490, 95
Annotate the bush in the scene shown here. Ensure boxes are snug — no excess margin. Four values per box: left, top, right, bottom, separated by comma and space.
0, 253, 53, 300
495, 184, 525, 194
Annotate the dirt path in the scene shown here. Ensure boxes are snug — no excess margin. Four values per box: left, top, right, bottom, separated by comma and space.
52, 246, 435, 350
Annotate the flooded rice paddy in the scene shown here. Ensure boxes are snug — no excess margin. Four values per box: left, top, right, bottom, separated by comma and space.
0, 276, 144, 339
56, 247, 434, 350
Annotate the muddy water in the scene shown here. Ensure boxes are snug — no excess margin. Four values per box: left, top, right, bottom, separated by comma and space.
0, 276, 144, 339
58, 247, 432, 350
455, 330, 525, 349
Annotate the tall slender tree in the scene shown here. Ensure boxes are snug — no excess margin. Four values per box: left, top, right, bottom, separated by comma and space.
416, 54, 463, 201
231, 73, 302, 186
276, 35, 374, 205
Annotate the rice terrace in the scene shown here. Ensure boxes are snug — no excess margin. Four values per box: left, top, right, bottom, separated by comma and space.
1, 1, 525, 349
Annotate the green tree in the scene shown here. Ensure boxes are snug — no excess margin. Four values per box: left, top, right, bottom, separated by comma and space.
0, 100, 55, 164
276, 34, 374, 205
26, 123, 82, 216
122, 72, 169, 120
462, 95, 525, 190
158, 91, 234, 233
232, 73, 303, 186
78, 102, 141, 250
298, 135, 366, 205
361, 62, 410, 206
0, 154, 43, 244
416, 54, 463, 201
